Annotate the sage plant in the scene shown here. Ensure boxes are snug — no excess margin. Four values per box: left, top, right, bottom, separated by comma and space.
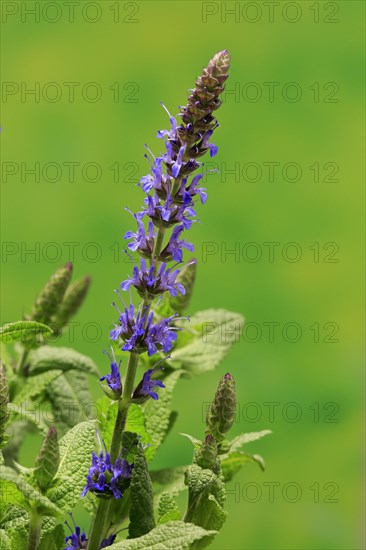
0, 51, 271, 550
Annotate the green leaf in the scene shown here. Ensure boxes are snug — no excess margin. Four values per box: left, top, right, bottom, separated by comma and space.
7, 403, 50, 436
158, 492, 181, 524
180, 433, 202, 448
96, 399, 152, 460
14, 370, 62, 404
110, 521, 216, 550
172, 309, 244, 374
28, 346, 99, 377
229, 429, 272, 452
46, 420, 96, 511
151, 466, 187, 513
184, 464, 226, 533
220, 451, 266, 481
144, 369, 183, 458
128, 444, 155, 538
39, 522, 65, 550
46, 370, 94, 434
0, 322, 52, 344
0, 529, 11, 550
0, 466, 61, 517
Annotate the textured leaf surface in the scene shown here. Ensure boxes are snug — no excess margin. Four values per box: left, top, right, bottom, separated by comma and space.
0, 466, 61, 517
172, 309, 244, 374
0, 321, 52, 343
110, 521, 216, 549
14, 370, 62, 404
46, 420, 96, 511
0, 529, 11, 550
46, 370, 94, 434
128, 445, 155, 538
39, 522, 65, 550
28, 346, 99, 376
158, 492, 181, 524
144, 370, 183, 458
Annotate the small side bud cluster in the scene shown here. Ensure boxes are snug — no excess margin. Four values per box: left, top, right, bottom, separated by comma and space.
206, 373, 236, 443
196, 434, 218, 472
32, 263, 73, 325
28, 264, 91, 343
34, 427, 60, 491
0, 364, 9, 446
52, 275, 91, 335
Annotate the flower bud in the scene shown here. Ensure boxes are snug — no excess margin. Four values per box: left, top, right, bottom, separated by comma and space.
0, 364, 9, 443
32, 263, 73, 325
169, 261, 196, 314
196, 434, 218, 472
52, 275, 91, 335
205, 373, 236, 442
34, 427, 60, 490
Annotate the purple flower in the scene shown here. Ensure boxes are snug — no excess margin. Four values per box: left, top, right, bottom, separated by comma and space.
156, 103, 178, 140
143, 193, 196, 230
64, 515, 88, 550
110, 299, 181, 356
160, 225, 194, 263
101, 534, 117, 548
121, 258, 186, 299
124, 211, 155, 258
82, 445, 133, 499
171, 144, 187, 178
133, 367, 165, 401
100, 348, 122, 396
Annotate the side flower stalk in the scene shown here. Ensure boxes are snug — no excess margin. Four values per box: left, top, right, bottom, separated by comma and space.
85, 50, 230, 550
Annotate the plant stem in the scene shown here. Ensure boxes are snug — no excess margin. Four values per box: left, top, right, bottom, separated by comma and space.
27, 509, 41, 550
88, 223, 167, 549
110, 351, 139, 461
88, 351, 140, 549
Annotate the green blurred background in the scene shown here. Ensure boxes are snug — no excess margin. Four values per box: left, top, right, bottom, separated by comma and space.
1, 1, 364, 548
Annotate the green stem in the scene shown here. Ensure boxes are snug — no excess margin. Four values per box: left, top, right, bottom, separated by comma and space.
88, 352, 139, 549
27, 509, 41, 550
88, 220, 168, 549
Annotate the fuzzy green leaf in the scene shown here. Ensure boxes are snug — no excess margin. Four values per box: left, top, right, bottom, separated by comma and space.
28, 346, 99, 377
158, 492, 181, 524
228, 429, 272, 452
39, 523, 65, 550
0, 529, 11, 550
144, 369, 183, 458
220, 451, 266, 481
0, 466, 61, 517
7, 403, 50, 436
110, 521, 216, 550
0, 322, 53, 344
172, 309, 244, 374
96, 399, 152, 460
46, 420, 96, 511
46, 370, 94, 434
184, 464, 226, 533
14, 370, 62, 404
128, 444, 155, 538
